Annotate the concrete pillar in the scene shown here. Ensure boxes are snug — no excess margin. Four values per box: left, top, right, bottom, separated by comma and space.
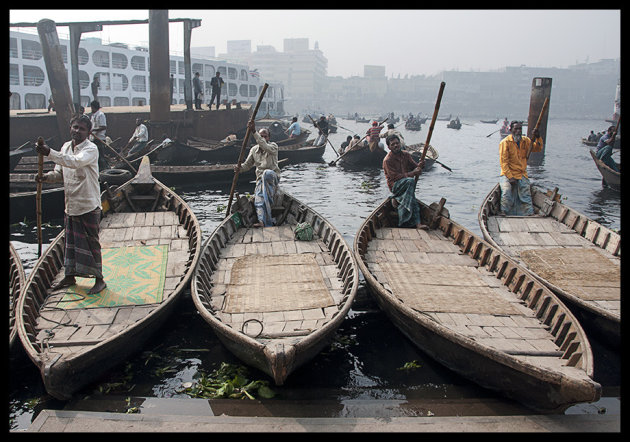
183, 20, 201, 111
37, 19, 75, 143
149, 10, 170, 124
527, 77, 552, 165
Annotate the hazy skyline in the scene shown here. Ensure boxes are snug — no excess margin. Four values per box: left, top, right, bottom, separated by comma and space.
10, 9, 620, 78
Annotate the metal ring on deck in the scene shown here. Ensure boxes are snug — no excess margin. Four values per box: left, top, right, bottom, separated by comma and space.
241, 319, 264, 338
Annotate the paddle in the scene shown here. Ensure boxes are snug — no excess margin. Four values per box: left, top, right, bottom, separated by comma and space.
226, 83, 269, 217
486, 128, 501, 138
308, 115, 339, 157
96, 136, 138, 174
36, 136, 44, 257
328, 118, 388, 166
526, 97, 550, 159
610, 115, 621, 145
415, 81, 446, 184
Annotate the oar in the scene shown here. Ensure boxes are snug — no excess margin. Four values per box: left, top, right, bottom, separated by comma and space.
96, 136, 138, 174
36, 136, 44, 257
526, 97, 550, 159
415, 82, 446, 184
328, 118, 388, 166
486, 128, 501, 137
610, 115, 621, 145
308, 115, 339, 156
226, 83, 269, 217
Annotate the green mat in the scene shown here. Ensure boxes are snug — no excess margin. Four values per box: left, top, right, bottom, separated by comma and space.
58, 245, 168, 309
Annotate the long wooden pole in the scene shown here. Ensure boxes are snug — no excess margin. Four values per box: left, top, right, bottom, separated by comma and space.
526, 97, 549, 159
308, 115, 339, 156
36, 137, 44, 257
415, 82, 446, 183
226, 83, 269, 217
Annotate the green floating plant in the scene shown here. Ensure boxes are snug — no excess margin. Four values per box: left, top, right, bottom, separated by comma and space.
397, 360, 422, 371
182, 362, 275, 400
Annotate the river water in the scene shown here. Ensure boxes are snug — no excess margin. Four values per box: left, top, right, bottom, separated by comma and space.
9, 117, 620, 430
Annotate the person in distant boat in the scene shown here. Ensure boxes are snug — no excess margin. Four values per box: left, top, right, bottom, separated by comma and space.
234, 120, 281, 228
35, 114, 106, 295
126, 118, 149, 157
595, 125, 619, 172
587, 130, 597, 142
498, 121, 542, 216
366, 120, 385, 152
314, 115, 329, 146
193, 72, 203, 110
285, 117, 301, 138
339, 135, 353, 154
382, 134, 428, 230
380, 123, 405, 147
208, 71, 224, 110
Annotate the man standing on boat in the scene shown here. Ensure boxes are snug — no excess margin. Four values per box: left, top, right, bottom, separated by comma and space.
209, 71, 225, 110
366, 120, 385, 152
380, 123, 405, 147
314, 115, 329, 146
234, 120, 281, 228
382, 134, 428, 230
126, 118, 149, 157
595, 125, 619, 172
498, 121, 542, 216
35, 114, 107, 295
193, 72, 203, 110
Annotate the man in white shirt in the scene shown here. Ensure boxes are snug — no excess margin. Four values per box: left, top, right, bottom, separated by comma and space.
36, 114, 107, 295
126, 118, 149, 157
89, 101, 107, 142
234, 120, 281, 227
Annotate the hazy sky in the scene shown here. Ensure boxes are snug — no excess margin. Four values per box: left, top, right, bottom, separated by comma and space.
10, 9, 620, 78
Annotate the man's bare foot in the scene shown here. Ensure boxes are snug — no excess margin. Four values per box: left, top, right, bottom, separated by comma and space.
416, 223, 429, 230
88, 278, 107, 295
252, 222, 263, 228
51, 276, 76, 291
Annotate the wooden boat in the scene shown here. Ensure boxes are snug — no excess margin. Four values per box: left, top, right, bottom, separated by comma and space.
15, 157, 202, 400
404, 142, 439, 170
337, 142, 438, 169
481, 119, 499, 124
191, 192, 358, 385
10, 143, 34, 172
581, 138, 598, 147
447, 119, 462, 129
478, 185, 620, 347
589, 149, 620, 191
10, 187, 66, 224
437, 113, 452, 121
405, 119, 421, 131
354, 196, 601, 412
9, 242, 26, 349
149, 163, 256, 185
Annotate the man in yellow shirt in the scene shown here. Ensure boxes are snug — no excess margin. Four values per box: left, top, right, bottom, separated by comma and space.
499, 121, 542, 215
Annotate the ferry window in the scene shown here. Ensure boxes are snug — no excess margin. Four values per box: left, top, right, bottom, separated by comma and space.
25, 93, 46, 109
204, 81, 211, 95
131, 56, 146, 71
21, 39, 42, 60
60, 45, 68, 64
193, 63, 203, 76
98, 97, 111, 107
218, 66, 227, 77
112, 73, 128, 92
178, 79, 185, 94
227, 67, 237, 80
9, 92, 21, 110
114, 97, 129, 106
239, 84, 248, 97
240, 69, 248, 81
170, 60, 177, 75
132, 75, 147, 93
23, 65, 45, 87
10, 38, 18, 58
112, 53, 128, 69
96, 72, 110, 91
10, 64, 19, 86
93, 50, 110, 68
249, 85, 257, 97
79, 70, 90, 89
228, 83, 237, 96
178, 61, 185, 75
132, 97, 146, 106
80, 96, 91, 107
78, 48, 89, 65
204, 64, 214, 77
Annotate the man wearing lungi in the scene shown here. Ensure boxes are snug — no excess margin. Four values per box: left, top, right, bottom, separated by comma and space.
234, 120, 281, 228
498, 121, 542, 216
382, 134, 428, 230
36, 114, 107, 295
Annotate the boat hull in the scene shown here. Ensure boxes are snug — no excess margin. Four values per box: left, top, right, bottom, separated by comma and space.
589, 149, 620, 191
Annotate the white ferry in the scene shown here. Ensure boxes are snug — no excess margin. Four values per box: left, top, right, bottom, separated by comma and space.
9, 28, 286, 116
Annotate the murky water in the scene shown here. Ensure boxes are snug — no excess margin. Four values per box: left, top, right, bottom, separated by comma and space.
9, 117, 620, 430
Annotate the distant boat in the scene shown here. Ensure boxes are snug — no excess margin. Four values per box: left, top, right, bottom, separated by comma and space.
480, 119, 499, 124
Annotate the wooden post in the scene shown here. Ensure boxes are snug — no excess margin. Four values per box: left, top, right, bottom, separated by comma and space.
527, 77, 552, 165
149, 10, 171, 124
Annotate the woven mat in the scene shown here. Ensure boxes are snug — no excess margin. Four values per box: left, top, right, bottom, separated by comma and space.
57, 245, 168, 309
379, 263, 521, 315
223, 253, 335, 313
520, 248, 620, 301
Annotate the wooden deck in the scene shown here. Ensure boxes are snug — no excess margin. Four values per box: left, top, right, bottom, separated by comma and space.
363, 226, 592, 378
486, 215, 620, 321
33, 211, 190, 361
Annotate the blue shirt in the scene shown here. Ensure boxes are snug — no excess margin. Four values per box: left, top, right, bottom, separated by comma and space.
597, 133, 612, 152
287, 122, 301, 136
